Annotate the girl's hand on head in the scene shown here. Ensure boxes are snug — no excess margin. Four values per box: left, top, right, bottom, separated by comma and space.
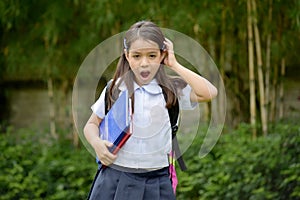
162, 38, 178, 68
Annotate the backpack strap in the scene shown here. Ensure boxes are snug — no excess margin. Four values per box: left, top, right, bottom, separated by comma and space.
104, 80, 116, 115
162, 90, 187, 171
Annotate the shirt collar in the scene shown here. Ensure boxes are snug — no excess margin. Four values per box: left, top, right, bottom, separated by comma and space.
118, 79, 162, 95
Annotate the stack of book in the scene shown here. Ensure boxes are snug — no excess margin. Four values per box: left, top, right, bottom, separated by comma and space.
99, 90, 132, 155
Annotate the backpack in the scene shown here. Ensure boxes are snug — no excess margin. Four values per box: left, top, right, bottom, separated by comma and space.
103, 80, 187, 172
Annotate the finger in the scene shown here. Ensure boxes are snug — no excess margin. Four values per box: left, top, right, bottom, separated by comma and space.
163, 40, 170, 48
164, 41, 174, 53
102, 159, 111, 166
103, 142, 117, 158
106, 151, 117, 160
104, 154, 117, 166
164, 37, 171, 43
104, 140, 114, 147
99, 150, 117, 165
164, 38, 173, 46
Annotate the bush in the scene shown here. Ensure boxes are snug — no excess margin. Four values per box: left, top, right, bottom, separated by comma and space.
176, 122, 300, 200
0, 128, 96, 200
1, 122, 299, 199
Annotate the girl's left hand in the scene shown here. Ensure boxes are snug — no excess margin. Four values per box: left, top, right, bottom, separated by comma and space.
162, 38, 178, 68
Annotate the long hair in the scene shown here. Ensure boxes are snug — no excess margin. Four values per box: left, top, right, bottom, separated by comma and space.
107, 21, 186, 111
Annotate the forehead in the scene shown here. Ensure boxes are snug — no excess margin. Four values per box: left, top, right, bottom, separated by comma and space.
129, 39, 160, 53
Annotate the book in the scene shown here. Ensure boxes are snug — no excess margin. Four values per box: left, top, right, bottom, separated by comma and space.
99, 90, 132, 154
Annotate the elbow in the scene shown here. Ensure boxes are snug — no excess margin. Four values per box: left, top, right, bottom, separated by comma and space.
199, 79, 218, 102
197, 87, 218, 102
206, 84, 218, 100
210, 86, 218, 99
83, 124, 88, 138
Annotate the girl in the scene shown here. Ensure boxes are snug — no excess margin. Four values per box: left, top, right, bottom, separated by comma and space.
84, 21, 217, 200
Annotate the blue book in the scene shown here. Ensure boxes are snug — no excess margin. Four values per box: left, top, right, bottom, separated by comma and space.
99, 90, 132, 153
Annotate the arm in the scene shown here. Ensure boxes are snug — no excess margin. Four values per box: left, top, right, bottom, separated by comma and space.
163, 38, 218, 102
83, 113, 117, 166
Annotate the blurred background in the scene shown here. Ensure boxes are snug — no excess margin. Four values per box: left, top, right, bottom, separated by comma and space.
0, 0, 299, 199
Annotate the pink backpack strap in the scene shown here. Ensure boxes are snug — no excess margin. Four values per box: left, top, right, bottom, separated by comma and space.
169, 151, 178, 194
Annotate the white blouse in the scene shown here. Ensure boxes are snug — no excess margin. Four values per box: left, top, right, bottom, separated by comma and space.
91, 79, 197, 169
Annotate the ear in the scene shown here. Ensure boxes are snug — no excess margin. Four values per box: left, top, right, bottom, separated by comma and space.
124, 49, 129, 61
160, 51, 167, 64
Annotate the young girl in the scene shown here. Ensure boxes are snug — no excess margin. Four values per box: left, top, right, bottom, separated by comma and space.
84, 20, 217, 200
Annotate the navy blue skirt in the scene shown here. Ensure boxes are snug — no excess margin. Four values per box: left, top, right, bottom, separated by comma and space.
88, 166, 176, 200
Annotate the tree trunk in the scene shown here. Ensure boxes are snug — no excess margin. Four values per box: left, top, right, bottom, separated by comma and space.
247, 0, 257, 138
69, 80, 79, 147
218, 3, 226, 127
220, 4, 226, 80
59, 80, 79, 147
265, 0, 273, 123
207, 36, 216, 123
279, 57, 285, 119
47, 75, 58, 139
252, 0, 268, 136
270, 63, 278, 122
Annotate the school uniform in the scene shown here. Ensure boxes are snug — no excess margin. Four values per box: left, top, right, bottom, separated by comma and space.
88, 79, 197, 200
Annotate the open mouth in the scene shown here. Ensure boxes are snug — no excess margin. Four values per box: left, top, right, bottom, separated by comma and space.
140, 71, 150, 79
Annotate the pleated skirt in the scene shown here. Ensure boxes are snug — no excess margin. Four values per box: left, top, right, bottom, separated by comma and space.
88, 166, 176, 200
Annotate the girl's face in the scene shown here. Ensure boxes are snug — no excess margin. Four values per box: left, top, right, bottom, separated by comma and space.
125, 39, 165, 86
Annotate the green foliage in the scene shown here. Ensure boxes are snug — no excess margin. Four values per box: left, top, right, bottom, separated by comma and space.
0, 122, 299, 199
1, 0, 299, 127
1, 0, 299, 81
0, 128, 96, 199
176, 122, 300, 200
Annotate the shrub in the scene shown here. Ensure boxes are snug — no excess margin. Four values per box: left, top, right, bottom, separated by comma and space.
176, 123, 300, 200
0, 122, 299, 199
0, 128, 96, 200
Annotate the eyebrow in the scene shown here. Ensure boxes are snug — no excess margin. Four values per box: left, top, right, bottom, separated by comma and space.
130, 50, 160, 54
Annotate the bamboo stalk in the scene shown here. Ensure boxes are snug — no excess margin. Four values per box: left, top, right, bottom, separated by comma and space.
252, 0, 268, 136
265, 0, 273, 123
247, 0, 257, 138
279, 57, 285, 119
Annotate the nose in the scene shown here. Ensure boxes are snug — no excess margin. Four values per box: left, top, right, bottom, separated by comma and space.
140, 56, 149, 67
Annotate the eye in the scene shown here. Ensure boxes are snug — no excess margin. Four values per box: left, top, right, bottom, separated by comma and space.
149, 54, 157, 59
132, 54, 140, 59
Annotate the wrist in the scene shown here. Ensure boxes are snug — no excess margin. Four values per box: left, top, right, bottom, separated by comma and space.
171, 62, 183, 72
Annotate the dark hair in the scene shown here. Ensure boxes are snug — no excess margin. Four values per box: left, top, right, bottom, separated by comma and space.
107, 21, 186, 111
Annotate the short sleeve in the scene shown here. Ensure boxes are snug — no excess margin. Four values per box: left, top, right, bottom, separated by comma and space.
178, 84, 198, 110
91, 86, 107, 119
